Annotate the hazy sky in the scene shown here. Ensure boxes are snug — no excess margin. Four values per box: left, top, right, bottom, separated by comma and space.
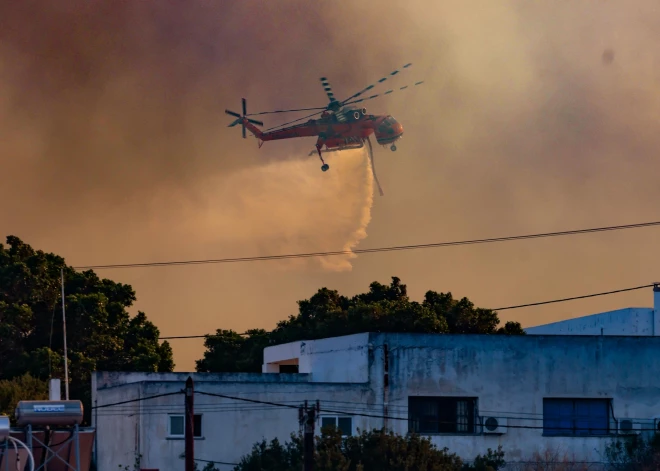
2, 1, 660, 370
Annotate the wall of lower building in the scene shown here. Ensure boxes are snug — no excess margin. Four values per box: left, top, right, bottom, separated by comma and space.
95, 331, 660, 470
368, 332, 660, 464
93, 371, 376, 471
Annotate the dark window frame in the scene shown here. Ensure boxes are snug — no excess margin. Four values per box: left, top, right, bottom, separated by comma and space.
320, 415, 353, 436
168, 413, 203, 438
408, 396, 478, 435
542, 398, 611, 437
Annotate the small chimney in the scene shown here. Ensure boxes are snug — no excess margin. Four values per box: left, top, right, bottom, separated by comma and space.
654, 284, 660, 336
49, 378, 61, 401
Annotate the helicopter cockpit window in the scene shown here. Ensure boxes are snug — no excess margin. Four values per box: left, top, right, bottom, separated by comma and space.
383, 117, 397, 126
378, 117, 396, 133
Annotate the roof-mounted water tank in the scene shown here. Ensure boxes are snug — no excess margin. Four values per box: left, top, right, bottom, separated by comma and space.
15, 400, 83, 427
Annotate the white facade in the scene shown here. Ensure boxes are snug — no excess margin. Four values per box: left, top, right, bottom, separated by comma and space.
93, 329, 660, 471
526, 283, 660, 336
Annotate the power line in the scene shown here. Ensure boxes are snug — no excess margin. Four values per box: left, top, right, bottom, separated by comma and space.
92, 391, 659, 433
493, 283, 656, 310
193, 391, 659, 433
91, 391, 182, 409
192, 458, 239, 467
158, 282, 658, 339
196, 390, 300, 410
73, 220, 660, 270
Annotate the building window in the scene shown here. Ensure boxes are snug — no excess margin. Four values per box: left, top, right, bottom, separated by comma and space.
408, 397, 476, 434
320, 416, 353, 436
279, 364, 299, 373
168, 414, 203, 437
543, 398, 610, 436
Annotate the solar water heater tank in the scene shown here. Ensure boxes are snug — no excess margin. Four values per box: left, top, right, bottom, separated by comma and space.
15, 400, 83, 427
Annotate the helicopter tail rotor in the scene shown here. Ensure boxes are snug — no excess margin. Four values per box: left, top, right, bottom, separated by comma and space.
225, 98, 264, 138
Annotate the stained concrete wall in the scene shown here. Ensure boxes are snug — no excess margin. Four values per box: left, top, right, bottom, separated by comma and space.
92, 371, 374, 471
368, 333, 660, 463
95, 329, 660, 470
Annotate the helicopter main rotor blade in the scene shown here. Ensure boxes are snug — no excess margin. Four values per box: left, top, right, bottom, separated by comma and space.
247, 118, 264, 126
340, 63, 413, 105
246, 106, 327, 117
262, 109, 325, 133
343, 81, 424, 107
225, 109, 242, 118
320, 77, 339, 106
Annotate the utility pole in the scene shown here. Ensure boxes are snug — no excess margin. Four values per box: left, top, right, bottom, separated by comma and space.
60, 268, 69, 400
299, 400, 318, 471
185, 376, 194, 471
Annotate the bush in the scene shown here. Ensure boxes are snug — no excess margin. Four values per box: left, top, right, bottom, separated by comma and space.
605, 433, 660, 471
234, 427, 505, 471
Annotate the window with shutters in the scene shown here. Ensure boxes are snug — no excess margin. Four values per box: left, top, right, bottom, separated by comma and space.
408, 396, 477, 434
543, 398, 611, 436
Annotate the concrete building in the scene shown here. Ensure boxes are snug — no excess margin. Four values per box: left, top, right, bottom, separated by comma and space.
93, 328, 660, 471
526, 283, 660, 336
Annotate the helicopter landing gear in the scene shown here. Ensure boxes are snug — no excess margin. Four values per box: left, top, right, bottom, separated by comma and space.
390, 144, 397, 151
315, 138, 330, 172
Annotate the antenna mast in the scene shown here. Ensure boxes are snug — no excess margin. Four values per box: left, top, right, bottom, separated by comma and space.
61, 268, 69, 400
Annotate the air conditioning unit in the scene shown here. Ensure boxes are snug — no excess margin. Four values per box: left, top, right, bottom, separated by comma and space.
482, 416, 507, 434
618, 419, 641, 434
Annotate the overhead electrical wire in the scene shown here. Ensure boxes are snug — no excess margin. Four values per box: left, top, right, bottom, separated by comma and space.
91, 391, 182, 409
91, 391, 659, 435
158, 282, 657, 340
492, 283, 656, 310
73, 220, 660, 270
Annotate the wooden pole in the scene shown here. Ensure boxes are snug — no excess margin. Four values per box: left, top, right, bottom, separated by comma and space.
303, 400, 316, 471
185, 376, 194, 471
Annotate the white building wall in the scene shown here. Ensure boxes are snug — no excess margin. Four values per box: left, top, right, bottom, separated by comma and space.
94, 324, 660, 470
525, 307, 654, 335
263, 333, 370, 382
526, 283, 660, 336
93, 371, 375, 471
368, 333, 660, 463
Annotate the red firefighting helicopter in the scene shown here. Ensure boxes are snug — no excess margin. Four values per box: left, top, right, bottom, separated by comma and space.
225, 63, 423, 195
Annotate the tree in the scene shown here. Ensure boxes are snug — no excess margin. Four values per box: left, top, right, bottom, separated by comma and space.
605, 434, 660, 471
0, 373, 49, 422
196, 329, 270, 373
234, 427, 505, 471
0, 235, 174, 423
197, 277, 525, 373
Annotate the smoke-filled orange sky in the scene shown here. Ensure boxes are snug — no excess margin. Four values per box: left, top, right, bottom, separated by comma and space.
2, 1, 660, 370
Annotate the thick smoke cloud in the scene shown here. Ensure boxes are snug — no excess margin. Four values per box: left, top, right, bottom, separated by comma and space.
2, 1, 660, 369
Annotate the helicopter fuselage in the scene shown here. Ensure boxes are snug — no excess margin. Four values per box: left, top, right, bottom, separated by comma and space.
242, 111, 404, 150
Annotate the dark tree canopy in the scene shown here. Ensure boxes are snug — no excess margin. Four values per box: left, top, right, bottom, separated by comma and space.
0, 235, 174, 423
196, 277, 524, 373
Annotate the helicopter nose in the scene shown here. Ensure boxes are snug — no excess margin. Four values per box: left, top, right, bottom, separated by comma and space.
392, 122, 404, 136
